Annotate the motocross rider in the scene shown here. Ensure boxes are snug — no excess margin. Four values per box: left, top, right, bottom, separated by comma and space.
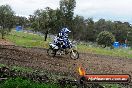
54, 27, 71, 49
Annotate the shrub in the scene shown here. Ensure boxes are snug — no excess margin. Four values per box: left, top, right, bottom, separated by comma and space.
96, 31, 115, 47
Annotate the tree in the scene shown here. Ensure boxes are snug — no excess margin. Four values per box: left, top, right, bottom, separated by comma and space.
59, 0, 76, 30
30, 0, 76, 37
0, 5, 14, 39
72, 15, 85, 40
44, 7, 59, 34
94, 19, 106, 33
96, 31, 115, 47
30, 8, 57, 34
14, 16, 28, 27
113, 21, 129, 44
85, 18, 95, 41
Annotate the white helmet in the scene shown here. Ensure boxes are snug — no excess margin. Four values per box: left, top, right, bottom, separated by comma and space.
61, 28, 71, 33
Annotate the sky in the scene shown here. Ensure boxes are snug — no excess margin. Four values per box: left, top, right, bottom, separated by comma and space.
0, 0, 132, 23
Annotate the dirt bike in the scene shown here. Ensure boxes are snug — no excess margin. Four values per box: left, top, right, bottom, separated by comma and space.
47, 41, 79, 60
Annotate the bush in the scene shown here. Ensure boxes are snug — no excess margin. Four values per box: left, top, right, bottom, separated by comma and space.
96, 31, 115, 47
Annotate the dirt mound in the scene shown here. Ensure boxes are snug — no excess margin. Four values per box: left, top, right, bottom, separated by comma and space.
0, 45, 132, 83
0, 39, 14, 45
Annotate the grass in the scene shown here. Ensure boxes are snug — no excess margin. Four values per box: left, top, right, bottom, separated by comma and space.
0, 63, 33, 73
0, 63, 76, 83
5, 30, 51, 48
0, 77, 62, 88
0, 64, 74, 88
12, 66, 33, 73
0, 63, 6, 67
77, 44, 132, 58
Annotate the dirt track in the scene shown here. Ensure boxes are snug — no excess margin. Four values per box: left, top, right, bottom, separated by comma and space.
0, 45, 132, 80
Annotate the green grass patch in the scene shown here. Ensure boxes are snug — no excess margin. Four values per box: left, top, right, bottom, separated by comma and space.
0, 63, 6, 67
0, 63, 33, 73
0, 64, 75, 83
0, 77, 61, 88
11, 66, 33, 73
77, 44, 132, 58
5, 30, 51, 48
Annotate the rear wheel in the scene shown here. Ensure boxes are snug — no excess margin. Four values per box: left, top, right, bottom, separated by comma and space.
70, 50, 79, 60
47, 48, 56, 57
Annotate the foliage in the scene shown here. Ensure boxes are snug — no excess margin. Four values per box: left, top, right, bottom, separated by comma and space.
29, 7, 58, 34
96, 31, 115, 47
0, 5, 15, 39
14, 16, 29, 27
29, 0, 76, 36
59, 0, 76, 26
85, 18, 95, 41
72, 15, 85, 39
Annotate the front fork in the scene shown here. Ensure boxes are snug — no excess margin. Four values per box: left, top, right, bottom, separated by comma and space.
71, 49, 76, 56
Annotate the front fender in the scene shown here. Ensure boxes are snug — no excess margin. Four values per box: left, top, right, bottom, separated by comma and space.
49, 43, 59, 49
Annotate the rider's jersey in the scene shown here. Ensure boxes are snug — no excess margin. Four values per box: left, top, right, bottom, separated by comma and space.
58, 32, 68, 39
54, 28, 71, 48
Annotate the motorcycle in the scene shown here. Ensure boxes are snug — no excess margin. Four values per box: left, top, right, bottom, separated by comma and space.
47, 40, 79, 60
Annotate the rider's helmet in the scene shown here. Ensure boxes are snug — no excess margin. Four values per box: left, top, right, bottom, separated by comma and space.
60, 28, 71, 38
61, 28, 71, 33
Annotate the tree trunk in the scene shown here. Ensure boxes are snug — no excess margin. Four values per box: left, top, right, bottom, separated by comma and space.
45, 34, 47, 41
1, 27, 5, 39
2, 33, 4, 39
44, 29, 48, 41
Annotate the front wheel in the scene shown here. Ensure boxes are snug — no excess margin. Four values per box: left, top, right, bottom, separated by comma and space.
70, 50, 79, 60
47, 48, 56, 57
